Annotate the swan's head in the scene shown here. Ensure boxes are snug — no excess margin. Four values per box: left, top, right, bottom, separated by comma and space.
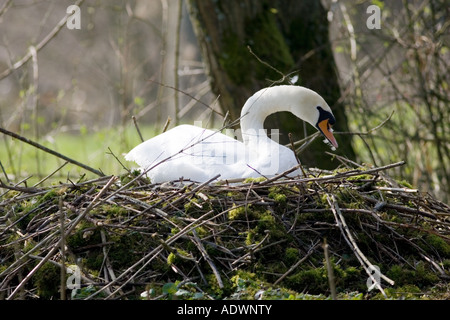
288, 86, 339, 149
241, 85, 339, 148
314, 105, 338, 149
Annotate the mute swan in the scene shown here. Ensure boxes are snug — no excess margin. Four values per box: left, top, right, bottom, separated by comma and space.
125, 85, 338, 183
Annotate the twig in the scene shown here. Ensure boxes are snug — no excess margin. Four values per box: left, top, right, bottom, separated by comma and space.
327, 193, 394, 298
274, 242, 319, 285
192, 230, 223, 288
162, 116, 171, 133
0, 127, 104, 177
323, 239, 337, 300
132, 116, 144, 142
59, 197, 66, 300
32, 161, 69, 188
6, 176, 117, 300
288, 132, 306, 176
148, 79, 224, 117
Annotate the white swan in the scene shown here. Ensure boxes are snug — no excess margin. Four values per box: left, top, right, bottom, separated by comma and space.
125, 85, 338, 183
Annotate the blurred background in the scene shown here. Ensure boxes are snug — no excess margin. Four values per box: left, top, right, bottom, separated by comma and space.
0, 0, 448, 202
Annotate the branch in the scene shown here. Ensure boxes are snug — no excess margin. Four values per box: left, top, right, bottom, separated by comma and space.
0, 127, 104, 177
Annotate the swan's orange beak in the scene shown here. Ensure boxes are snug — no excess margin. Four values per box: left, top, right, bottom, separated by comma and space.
318, 119, 338, 148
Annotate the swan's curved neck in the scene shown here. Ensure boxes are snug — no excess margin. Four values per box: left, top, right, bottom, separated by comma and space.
239, 86, 313, 146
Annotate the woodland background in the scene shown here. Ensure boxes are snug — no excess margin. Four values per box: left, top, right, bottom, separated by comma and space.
0, 0, 448, 202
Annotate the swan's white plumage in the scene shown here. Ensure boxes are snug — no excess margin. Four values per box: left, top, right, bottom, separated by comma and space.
125, 85, 337, 183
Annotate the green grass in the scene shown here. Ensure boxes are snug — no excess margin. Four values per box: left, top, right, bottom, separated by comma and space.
0, 125, 158, 185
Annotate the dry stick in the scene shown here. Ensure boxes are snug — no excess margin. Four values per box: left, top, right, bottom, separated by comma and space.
267, 161, 406, 187
231, 232, 271, 268
0, 127, 104, 177
0, 0, 85, 80
0, 160, 10, 184
59, 197, 66, 300
132, 116, 144, 143
288, 132, 307, 177
192, 229, 224, 288
6, 176, 117, 300
89, 208, 218, 300
148, 79, 224, 117
32, 161, 69, 188
169, 174, 221, 207
326, 194, 394, 298
100, 229, 116, 296
323, 239, 337, 300
92, 199, 251, 300
162, 116, 172, 133
274, 242, 320, 286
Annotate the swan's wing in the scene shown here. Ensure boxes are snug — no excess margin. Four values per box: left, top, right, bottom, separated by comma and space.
125, 125, 248, 181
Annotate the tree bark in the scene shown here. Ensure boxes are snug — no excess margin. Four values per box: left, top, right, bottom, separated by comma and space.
187, 0, 355, 169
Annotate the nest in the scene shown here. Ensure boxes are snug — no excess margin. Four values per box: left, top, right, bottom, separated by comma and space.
0, 160, 449, 300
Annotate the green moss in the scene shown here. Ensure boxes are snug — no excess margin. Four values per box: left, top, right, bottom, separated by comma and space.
245, 229, 256, 246
184, 197, 199, 213
397, 180, 414, 189
284, 247, 299, 265
243, 177, 266, 183
167, 252, 177, 266
284, 262, 362, 295
66, 221, 99, 249
108, 231, 147, 268
422, 234, 450, 257
268, 187, 287, 203
376, 285, 424, 300
228, 204, 254, 220
387, 263, 440, 288
346, 174, 374, 181
99, 204, 128, 218
285, 267, 328, 293
33, 262, 60, 299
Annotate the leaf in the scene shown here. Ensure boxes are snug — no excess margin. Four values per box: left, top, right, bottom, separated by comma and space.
162, 282, 177, 295
175, 289, 190, 296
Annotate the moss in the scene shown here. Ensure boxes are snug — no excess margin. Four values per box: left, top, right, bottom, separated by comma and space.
284, 262, 362, 295
205, 273, 232, 298
284, 247, 299, 265
422, 234, 450, 257
108, 231, 147, 269
33, 262, 60, 299
243, 177, 266, 183
12, 189, 59, 230
397, 180, 414, 189
66, 221, 99, 249
285, 267, 328, 293
268, 187, 287, 203
228, 204, 255, 220
346, 174, 374, 181
387, 263, 440, 288
99, 204, 129, 218
167, 252, 177, 266
376, 285, 424, 300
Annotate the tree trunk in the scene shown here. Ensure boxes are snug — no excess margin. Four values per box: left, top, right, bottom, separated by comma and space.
187, 0, 355, 169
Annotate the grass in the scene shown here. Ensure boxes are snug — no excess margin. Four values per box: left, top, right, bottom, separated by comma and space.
0, 125, 158, 185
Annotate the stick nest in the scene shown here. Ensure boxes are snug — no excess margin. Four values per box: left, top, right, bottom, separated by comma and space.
1, 162, 449, 300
